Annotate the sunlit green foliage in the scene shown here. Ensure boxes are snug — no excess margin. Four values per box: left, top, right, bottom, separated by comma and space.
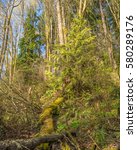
42, 17, 119, 148
0, 0, 119, 149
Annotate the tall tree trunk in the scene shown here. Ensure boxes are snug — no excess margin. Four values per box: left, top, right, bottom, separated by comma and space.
21, 0, 25, 25
78, 0, 87, 16
78, 0, 82, 16
105, 0, 120, 30
82, 0, 87, 14
99, 0, 107, 37
9, 24, 14, 84
45, 0, 53, 72
99, 0, 117, 69
0, 6, 14, 77
0, 14, 7, 77
56, 0, 64, 45
61, 2, 66, 44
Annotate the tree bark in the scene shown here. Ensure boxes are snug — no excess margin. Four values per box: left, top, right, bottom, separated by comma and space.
99, 0, 117, 69
78, 0, 87, 16
56, 0, 64, 45
0, 132, 76, 150
99, 0, 107, 37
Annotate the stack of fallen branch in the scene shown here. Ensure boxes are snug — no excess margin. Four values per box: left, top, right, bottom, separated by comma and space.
0, 132, 77, 150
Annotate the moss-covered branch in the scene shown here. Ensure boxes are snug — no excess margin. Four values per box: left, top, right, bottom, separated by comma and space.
0, 132, 76, 150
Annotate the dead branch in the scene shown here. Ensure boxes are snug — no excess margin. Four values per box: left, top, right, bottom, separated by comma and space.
0, 132, 76, 150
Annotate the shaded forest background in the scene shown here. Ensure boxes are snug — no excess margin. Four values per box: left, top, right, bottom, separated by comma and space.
0, 0, 120, 149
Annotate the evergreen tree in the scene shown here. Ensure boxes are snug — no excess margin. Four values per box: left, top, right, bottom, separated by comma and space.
17, 9, 43, 84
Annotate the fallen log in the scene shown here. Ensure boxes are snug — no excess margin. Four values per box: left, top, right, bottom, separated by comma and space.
0, 132, 76, 150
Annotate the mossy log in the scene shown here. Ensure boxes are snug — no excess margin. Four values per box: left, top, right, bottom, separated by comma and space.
0, 132, 76, 150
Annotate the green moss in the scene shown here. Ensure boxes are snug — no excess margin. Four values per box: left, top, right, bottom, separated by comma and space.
40, 108, 52, 122
61, 142, 71, 150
